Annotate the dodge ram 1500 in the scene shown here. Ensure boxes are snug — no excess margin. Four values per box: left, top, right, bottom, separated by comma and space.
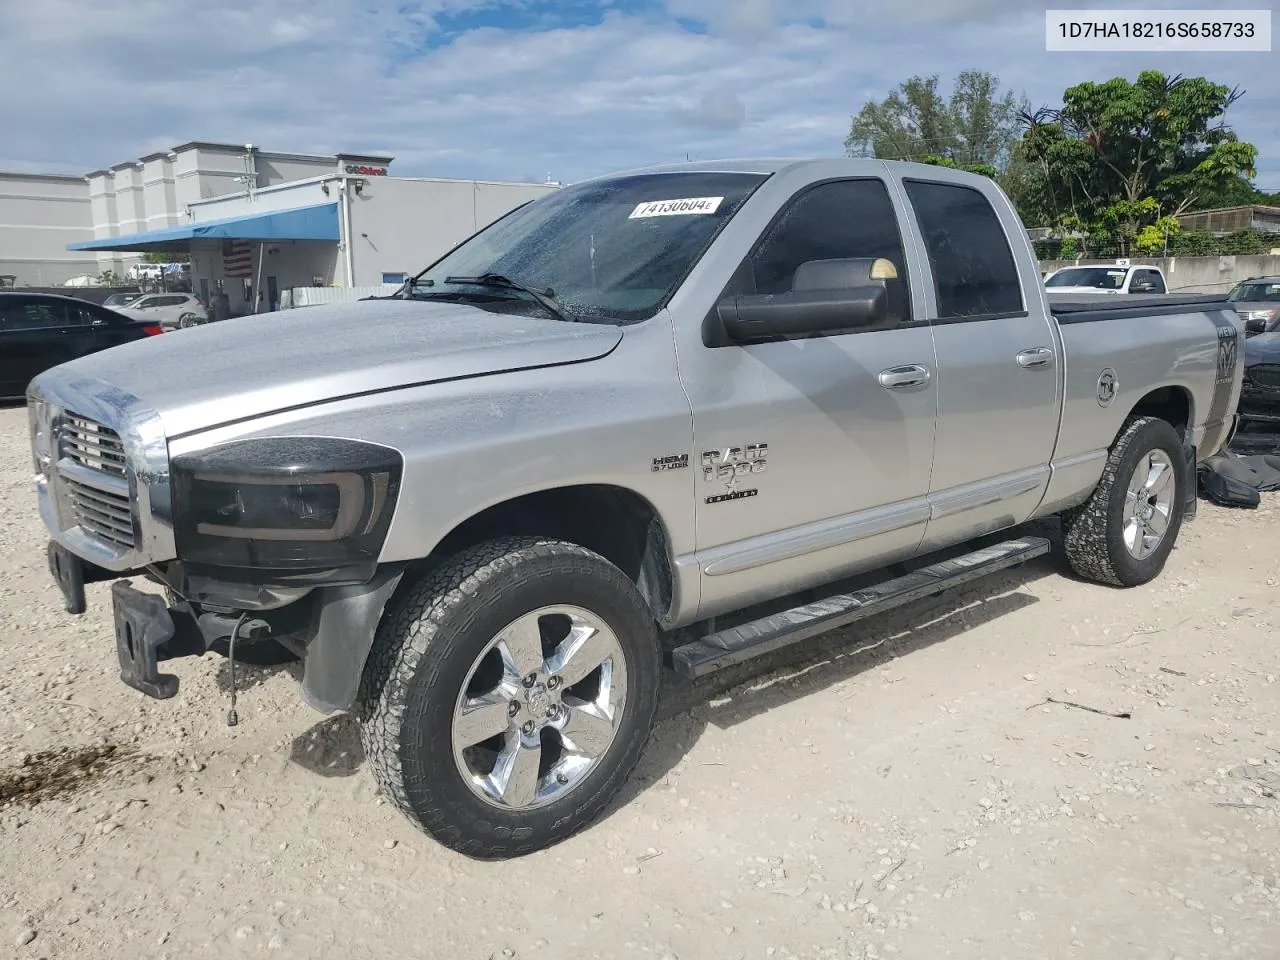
27, 159, 1244, 858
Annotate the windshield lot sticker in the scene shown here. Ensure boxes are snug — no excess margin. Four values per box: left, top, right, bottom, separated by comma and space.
629, 197, 724, 219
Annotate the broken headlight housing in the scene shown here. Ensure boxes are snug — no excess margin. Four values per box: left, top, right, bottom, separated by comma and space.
171, 438, 402, 587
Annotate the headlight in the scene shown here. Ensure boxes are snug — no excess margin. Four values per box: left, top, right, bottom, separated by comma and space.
172, 437, 403, 587
27, 386, 51, 476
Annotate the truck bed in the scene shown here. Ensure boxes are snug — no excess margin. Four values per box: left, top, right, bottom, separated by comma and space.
1049, 292, 1233, 324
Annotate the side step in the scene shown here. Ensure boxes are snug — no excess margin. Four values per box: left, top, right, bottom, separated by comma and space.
671, 537, 1051, 680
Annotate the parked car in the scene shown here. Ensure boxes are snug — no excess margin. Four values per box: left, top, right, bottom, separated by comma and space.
0, 292, 163, 399
1043, 263, 1168, 295
1226, 276, 1280, 337
27, 159, 1243, 858
116, 292, 207, 329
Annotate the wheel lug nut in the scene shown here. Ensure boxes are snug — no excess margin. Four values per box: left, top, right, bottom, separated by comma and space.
545, 706, 557, 719
521, 721, 535, 735
522, 673, 537, 688
508, 701, 520, 718
547, 676, 561, 690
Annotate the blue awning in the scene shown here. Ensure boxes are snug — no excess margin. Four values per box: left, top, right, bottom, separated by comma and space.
67, 202, 340, 252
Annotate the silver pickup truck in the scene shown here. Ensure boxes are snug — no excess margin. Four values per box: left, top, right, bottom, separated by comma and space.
27, 159, 1243, 858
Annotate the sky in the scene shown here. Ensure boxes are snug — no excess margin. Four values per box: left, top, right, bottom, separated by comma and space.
1, 0, 1275, 189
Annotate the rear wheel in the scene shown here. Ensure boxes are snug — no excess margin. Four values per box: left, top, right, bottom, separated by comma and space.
1062, 416, 1187, 587
357, 537, 661, 859
177, 313, 199, 328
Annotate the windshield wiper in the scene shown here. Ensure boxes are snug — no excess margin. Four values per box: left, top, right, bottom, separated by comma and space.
443, 273, 576, 323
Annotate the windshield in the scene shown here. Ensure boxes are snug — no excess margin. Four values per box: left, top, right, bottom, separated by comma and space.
1228, 281, 1280, 302
406, 171, 768, 323
1045, 267, 1128, 289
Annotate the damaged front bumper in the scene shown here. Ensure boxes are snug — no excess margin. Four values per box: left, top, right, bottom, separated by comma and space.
47, 540, 404, 715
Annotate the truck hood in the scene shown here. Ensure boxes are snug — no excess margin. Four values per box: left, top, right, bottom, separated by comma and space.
43, 298, 623, 437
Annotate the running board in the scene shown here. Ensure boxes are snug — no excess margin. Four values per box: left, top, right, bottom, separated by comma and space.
671, 537, 1051, 680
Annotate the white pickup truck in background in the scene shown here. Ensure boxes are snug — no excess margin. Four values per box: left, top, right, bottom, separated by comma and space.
1044, 262, 1168, 295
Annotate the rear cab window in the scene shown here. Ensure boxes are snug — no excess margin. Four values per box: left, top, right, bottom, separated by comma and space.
902, 180, 1024, 320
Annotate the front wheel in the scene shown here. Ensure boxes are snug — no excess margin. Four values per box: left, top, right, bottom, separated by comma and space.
1062, 415, 1188, 587
357, 537, 661, 859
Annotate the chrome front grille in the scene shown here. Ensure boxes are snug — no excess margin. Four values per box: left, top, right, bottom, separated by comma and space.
57, 412, 137, 551
64, 476, 136, 549
63, 415, 127, 477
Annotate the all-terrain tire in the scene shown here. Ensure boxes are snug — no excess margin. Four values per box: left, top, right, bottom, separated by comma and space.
1061, 415, 1187, 587
356, 536, 662, 859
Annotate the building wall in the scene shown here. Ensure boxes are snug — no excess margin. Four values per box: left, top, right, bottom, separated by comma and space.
256, 153, 337, 187
141, 155, 179, 230
0, 172, 97, 285
346, 177, 558, 285
187, 178, 336, 221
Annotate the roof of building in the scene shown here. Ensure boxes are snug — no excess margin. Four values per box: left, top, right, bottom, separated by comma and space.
0, 170, 87, 183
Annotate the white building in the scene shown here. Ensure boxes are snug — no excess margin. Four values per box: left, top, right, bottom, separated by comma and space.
0, 171, 97, 285
2, 142, 559, 312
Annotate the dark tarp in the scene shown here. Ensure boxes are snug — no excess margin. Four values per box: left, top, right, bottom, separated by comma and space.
1197, 452, 1280, 508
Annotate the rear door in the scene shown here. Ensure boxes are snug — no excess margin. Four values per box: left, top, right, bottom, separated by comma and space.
78, 302, 145, 350
677, 174, 939, 618
898, 176, 1061, 554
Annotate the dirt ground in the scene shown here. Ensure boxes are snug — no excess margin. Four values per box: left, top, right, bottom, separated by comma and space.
1, 404, 1278, 960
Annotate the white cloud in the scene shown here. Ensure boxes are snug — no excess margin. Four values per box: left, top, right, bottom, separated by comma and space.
0, 0, 1274, 189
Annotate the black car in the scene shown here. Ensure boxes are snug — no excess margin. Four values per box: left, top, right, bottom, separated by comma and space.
0, 292, 164, 399
1233, 332, 1280, 451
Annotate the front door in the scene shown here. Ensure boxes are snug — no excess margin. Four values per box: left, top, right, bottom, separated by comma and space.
674, 176, 939, 620
897, 176, 1061, 553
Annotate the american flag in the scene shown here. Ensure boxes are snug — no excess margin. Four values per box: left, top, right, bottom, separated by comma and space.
223, 240, 253, 278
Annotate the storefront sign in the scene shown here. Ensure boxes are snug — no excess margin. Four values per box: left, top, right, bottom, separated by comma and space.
344, 164, 388, 176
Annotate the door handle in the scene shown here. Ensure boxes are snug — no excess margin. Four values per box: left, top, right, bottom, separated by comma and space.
1016, 347, 1054, 368
878, 364, 931, 389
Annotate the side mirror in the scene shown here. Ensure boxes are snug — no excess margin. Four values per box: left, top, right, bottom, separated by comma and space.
716, 258, 899, 343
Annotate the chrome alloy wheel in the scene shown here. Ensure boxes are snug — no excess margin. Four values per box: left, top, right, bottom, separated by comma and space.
1122, 448, 1176, 560
451, 605, 628, 810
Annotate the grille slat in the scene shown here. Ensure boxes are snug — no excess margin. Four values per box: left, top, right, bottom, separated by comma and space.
59, 413, 136, 551
66, 489, 133, 531
63, 416, 127, 478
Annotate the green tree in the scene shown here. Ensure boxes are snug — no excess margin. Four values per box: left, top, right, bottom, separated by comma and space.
144, 251, 190, 264
920, 155, 1000, 179
1016, 71, 1258, 230
846, 70, 1027, 169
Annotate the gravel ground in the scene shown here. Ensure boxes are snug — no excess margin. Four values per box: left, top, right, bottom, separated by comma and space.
1, 402, 1278, 960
